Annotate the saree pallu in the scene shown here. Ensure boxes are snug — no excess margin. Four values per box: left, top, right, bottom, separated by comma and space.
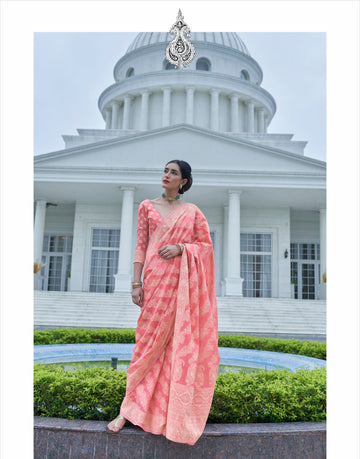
120, 201, 220, 445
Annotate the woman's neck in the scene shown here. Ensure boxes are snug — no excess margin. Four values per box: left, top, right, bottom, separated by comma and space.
162, 192, 180, 202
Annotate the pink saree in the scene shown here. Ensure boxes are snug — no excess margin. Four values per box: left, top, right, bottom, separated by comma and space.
120, 200, 220, 445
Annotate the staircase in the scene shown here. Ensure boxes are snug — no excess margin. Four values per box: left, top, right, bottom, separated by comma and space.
217, 297, 326, 339
34, 291, 326, 340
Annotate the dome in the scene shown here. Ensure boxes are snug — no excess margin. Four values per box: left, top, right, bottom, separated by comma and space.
98, 30, 276, 137
126, 32, 251, 56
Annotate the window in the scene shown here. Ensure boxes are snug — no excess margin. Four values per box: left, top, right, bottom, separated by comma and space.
240, 70, 250, 81
291, 243, 320, 261
291, 243, 320, 299
126, 67, 134, 78
89, 229, 120, 293
240, 233, 272, 298
164, 60, 177, 70
196, 58, 211, 71
41, 235, 73, 291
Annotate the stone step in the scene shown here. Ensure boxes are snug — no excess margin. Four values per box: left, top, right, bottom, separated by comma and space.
34, 309, 325, 322
34, 310, 325, 322
34, 321, 324, 330
35, 303, 326, 313
34, 291, 326, 337
35, 291, 325, 301
34, 321, 324, 331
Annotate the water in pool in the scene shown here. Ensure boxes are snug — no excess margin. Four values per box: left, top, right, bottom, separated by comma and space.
44, 360, 261, 374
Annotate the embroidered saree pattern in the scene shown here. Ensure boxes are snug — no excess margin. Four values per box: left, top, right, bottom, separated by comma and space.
120, 200, 220, 445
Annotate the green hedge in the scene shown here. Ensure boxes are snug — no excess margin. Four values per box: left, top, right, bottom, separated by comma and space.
34, 328, 136, 345
34, 364, 126, 421
34, 328, 326, 360
218, 335, 326, 360
34, 364, 326, 423
210, 367, 326, 423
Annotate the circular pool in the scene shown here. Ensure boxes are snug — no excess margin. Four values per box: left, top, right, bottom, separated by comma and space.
34, 343, 326, 372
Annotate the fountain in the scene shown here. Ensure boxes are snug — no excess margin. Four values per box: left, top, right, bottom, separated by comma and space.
34, 342, 326, 372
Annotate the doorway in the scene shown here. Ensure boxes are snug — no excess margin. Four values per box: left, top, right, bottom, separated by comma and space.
41, 235, 72, 291
290, 243, 320, 300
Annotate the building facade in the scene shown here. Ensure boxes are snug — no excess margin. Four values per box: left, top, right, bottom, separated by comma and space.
34, 32, 326, 300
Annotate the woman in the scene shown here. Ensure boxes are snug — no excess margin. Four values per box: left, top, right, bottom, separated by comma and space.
107, 160, 220, 445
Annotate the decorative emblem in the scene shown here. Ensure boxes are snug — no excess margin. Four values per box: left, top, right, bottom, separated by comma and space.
165, 9, 195, 70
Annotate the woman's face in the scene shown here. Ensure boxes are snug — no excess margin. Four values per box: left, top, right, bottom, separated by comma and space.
162, 162, 187, 192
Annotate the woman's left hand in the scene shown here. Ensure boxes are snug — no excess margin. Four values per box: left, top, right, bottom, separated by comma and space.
158, 244, 181, 259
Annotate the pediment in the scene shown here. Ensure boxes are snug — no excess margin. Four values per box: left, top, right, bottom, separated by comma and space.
34, 124, 326, 175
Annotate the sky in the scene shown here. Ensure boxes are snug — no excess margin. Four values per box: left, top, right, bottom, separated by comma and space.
34, 32, 327, 161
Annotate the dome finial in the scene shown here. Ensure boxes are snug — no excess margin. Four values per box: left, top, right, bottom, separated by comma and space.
165, 10, 195, 70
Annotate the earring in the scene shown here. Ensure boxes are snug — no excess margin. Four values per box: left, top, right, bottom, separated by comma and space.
179, 185, 182, 192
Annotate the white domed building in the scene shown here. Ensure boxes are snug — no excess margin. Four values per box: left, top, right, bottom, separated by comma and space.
34, 33, 326, 335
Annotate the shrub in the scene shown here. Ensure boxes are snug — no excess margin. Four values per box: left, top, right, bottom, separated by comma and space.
34, 328, 326, 360
34, 328, 136, 345
34, 364, 326, 423
34, 364, 127, 421
209, 367, 326, 423
217, 335, 326, 360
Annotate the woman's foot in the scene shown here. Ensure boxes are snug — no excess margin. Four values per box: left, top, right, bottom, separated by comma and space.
106, 414, 126, 434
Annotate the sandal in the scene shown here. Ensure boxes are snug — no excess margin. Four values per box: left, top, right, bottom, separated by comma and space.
106, 414, 127, 434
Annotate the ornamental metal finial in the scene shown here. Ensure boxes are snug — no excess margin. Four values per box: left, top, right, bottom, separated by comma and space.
165, 9, 195, 70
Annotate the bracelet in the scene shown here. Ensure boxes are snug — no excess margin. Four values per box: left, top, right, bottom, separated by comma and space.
176, 243, 184, 254
132, 281, 142, 288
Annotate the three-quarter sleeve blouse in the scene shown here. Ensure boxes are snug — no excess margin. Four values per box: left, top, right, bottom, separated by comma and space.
133, 200, 163, 265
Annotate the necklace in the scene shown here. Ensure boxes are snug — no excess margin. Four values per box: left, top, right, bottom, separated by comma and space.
162, 193, 180, 202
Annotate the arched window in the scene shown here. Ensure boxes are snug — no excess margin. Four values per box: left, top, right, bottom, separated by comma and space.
163, 60, 177, 70
240, 70, 250, 81
126, 67, 134, 78
196, 58, 211, 71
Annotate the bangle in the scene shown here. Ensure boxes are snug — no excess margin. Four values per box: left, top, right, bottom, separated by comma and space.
176, 243, 184, 254
132, 281, 142, 288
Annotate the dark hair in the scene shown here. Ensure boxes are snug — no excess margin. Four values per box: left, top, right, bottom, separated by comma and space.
166, 160, 193, 194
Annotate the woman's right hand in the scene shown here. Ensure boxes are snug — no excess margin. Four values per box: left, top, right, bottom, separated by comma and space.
132, 286, 144, 308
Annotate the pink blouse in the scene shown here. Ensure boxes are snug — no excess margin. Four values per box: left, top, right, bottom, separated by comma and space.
133, 200, 163, 265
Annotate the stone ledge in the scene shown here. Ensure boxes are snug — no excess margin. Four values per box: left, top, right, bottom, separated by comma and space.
34, 417, 326, 458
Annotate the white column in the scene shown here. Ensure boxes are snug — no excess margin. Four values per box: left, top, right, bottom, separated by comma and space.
122, 95, 132, 130
162, 87, 172, 127
105, 108, 112, 129
257, 108, 265, 133
185, 86, 195, 124
111, 101, 120, 129
224, 190, 243, 296
140, 90, 150, 131
230, 94, 239, 133
246, 100, 255, 133
319, 209, 326, 299
223, 206, 229, 278
34, 200, 47, 263
68, 201, 85, 292
210, 89, 219, 131
264, 115, 270, 133
114, 187, 135, 292
34, 200, 47, 290
221, 205, 229, 296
